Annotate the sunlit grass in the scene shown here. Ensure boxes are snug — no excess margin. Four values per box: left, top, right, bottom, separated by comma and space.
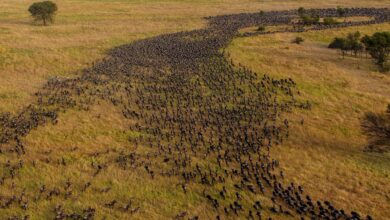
1, 0, 390, 218
227, 23, 390, 218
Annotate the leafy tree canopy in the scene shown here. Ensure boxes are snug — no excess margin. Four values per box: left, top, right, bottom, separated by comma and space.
28, 1, 58, 26
361, 32, 390, 70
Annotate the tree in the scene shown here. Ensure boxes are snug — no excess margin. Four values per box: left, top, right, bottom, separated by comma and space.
361, 32, 390, 71
328, 32, 363, 58
346, 31, 363, 56
28, 1, 58, 26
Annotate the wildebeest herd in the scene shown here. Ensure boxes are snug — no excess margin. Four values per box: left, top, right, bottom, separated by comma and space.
0, 8, 389, 220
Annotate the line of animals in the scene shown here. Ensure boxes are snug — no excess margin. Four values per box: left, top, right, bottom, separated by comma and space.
0, 7, 389, 220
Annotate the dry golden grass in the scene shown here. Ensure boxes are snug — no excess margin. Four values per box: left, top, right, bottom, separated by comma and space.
1, 0, 390, 219
1, 0, 390, 112
227, 23, 390, 219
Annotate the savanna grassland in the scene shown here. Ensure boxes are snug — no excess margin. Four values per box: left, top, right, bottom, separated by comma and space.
1, 0, 390, 112
0, 0, 390, 220
228, 23, 390, 218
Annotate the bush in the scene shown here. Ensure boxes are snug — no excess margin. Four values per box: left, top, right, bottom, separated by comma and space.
328, 37, 347, 49
28, 1, 58, 26
336, 6, 346, 18
257, 26, 266, 32
323, 17, 339, 25
259, 11, 265, 16
301, 15, 320, 25
361, 106, 390, 152
292, 37, 304, 44
297, 7, 319, 25
297, 7, 306, 17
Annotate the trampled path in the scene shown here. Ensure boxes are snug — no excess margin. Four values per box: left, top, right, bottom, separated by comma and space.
0, 8, 389, 219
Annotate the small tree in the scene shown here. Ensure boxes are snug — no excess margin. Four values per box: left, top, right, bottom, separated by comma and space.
361, 32, 390, 71
328, 32, 363, 57
28, 1, 58, 26
346, 31, 363, 56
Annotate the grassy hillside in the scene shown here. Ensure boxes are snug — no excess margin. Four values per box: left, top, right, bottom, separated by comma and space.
0, 0, 390, 219
227, 24, 390, 218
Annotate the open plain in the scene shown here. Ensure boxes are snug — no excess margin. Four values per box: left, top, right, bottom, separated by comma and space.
0, 1, 389, 219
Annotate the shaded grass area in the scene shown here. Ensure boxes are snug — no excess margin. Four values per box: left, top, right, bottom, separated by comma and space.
227, 23, 390, 218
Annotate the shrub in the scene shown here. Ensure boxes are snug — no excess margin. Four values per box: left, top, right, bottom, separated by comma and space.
336, 6, 346, 18
301, 14, 320, 25
328, 37, 347, 49
292, 37, 304, 44
28, 1, 58, 26
323, 17, 339, 25
297, 7, 306, 17
259, 11, 265, 16
297, 7, 319, 25
257, 26, 266, 32
361, 106, 390, 152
